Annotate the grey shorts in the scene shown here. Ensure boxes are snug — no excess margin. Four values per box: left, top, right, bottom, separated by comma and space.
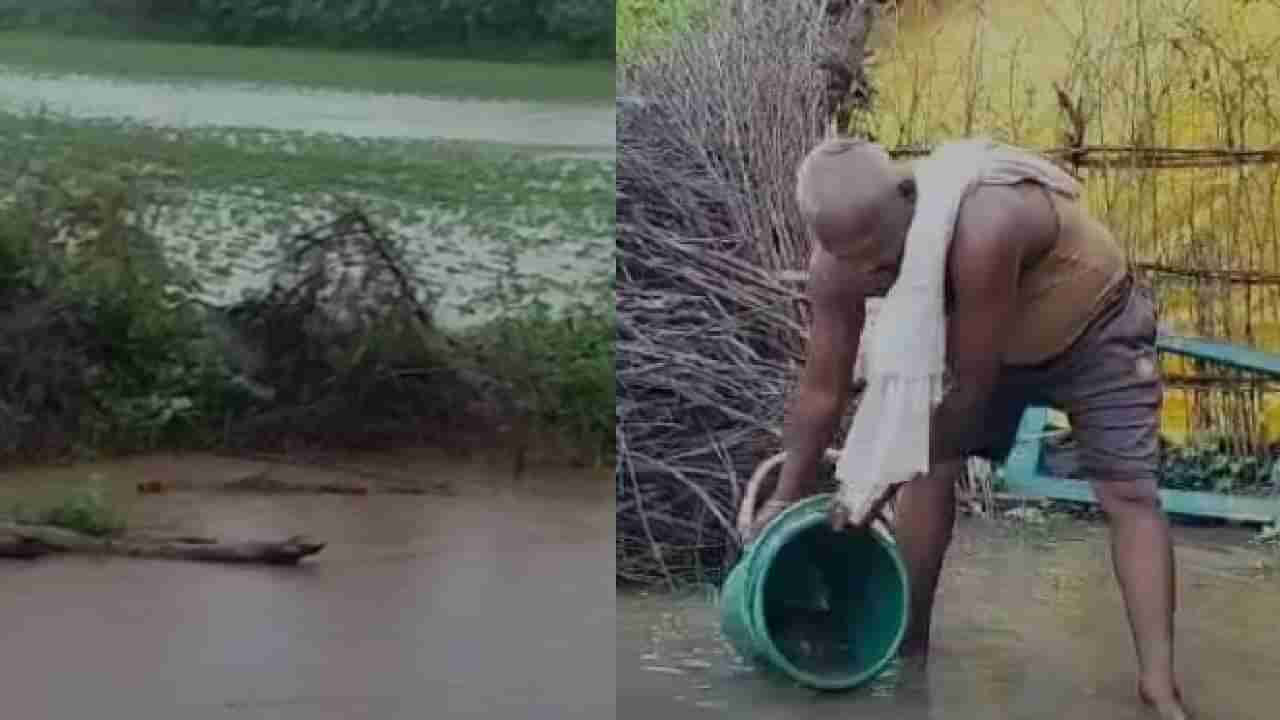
974, 274, 1163, 482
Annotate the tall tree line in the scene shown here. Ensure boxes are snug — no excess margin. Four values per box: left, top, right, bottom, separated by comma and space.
2, 0, 614, 60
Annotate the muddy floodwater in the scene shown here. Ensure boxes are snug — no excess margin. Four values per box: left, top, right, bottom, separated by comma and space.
0, 452, 612, 719
0, 67, 615, 150
619, 519, 1280, 720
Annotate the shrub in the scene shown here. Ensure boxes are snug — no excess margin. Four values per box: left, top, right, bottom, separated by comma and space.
0, 124, 244, 458
478, 300, 615, 461
11, 481, 128, 537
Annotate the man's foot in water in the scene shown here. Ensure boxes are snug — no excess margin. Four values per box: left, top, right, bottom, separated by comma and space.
1140, 681, 1192, 720
897, 652, 928, 671
879, 648, 929, 696
896, 643, 931, 678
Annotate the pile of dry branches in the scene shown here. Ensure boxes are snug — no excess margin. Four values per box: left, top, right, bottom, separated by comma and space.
617, 0, 877, 588
222, 209, 485, 452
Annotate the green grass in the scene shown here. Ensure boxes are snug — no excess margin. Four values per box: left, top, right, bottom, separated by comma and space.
462, 301, 615, 461
6, 482, 127, 537
0, 111, 614, 460
617, 0, 715, 61
0, 30, 614, 104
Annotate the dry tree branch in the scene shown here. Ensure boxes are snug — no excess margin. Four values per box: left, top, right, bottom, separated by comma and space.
617, 0, 877, 587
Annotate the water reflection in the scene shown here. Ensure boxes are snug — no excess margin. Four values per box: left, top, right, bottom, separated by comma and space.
0, 453, 612, 719
0, 68, 616, 149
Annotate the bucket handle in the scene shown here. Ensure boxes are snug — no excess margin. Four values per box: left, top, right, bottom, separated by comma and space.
736, 448, 844, 536
737, 449, 895, 542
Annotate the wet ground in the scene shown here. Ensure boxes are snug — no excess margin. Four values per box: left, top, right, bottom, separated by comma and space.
0, 452, 612, 719
0, 67, 615, 151
619, 518, 1280, 720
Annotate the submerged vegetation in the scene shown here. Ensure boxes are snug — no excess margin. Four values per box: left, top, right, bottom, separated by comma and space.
0, 109, 614, 467
0, 110, 614, 324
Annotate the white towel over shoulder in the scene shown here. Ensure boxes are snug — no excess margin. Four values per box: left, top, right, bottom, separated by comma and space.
835, 139, 1081, 523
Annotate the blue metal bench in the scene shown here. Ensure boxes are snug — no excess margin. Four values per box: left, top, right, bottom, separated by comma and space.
1001, 335, 1280, 524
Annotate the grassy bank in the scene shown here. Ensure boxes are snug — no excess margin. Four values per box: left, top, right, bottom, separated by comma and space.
617, 0, 714, 61
0, 30, 613, 103
0, 110, 614, 465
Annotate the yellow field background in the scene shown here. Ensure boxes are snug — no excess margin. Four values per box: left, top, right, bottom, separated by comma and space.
868, 0, 1280, 447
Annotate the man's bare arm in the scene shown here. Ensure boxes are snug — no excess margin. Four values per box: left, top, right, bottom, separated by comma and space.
930, 193, 1024, 465
773, 252, 867, 502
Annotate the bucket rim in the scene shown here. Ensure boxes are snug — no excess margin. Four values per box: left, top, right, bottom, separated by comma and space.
745, 493, 911, 691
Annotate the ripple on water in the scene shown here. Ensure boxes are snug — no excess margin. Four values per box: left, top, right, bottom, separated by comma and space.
0, 67, 616, 148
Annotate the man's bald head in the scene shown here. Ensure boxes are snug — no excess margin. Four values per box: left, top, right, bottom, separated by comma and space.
795, 138, 913, 261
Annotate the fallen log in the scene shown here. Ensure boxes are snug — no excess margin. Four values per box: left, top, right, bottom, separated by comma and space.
0, 522, 325, 565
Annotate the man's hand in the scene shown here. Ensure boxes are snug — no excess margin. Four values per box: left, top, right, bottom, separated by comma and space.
771, 251, 866, 500
827, 475, 914, 533
739, 497, 793, 546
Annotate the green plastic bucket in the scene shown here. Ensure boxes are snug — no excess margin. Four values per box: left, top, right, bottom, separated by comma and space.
719, 494, 910, 691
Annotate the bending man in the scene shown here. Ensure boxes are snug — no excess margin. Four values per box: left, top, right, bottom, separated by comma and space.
745, 138, 1188, 720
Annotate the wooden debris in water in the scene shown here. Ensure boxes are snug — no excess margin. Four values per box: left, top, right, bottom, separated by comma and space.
0, 521, 324, 565
219, 208, 504, 453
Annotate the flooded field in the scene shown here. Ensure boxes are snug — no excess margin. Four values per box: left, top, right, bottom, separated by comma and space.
0, 30, 616, 720
619, 519, 1280, 720
0, 72, 614, 328
0, 452, 613, 719
152, 178, 613, 328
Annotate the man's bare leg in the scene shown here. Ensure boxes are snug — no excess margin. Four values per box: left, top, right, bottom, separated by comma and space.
892, 461, 963, 660
1092, 478, 1190, 720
